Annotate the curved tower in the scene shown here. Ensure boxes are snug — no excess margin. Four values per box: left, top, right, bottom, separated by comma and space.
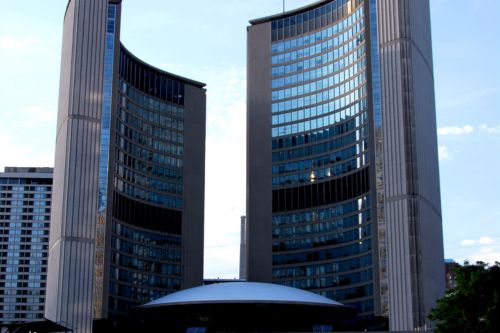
45, 1, 206, 332
247, 0, 444, 329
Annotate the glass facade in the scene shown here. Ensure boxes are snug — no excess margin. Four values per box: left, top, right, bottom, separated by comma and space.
0, 168, 52, 323
268, 0, 376, 315
106, 45, 186, 317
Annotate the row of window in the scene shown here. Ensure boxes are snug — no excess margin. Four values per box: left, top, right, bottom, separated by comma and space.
273, 224, 371, 252
2, 282, 45, 288
272, 37, 363, 78
273, 47, 365, 91
270, 0, 362, 41
117, 151, 182, 182
121, 82, 185, 117
343, 298, 374, 314
112, 220, 181, 247
273, 154, 367, 186
1, 237, 47, 244
273, 210, 371, 238
0, 192, 50, 200
1, 272, 46, 279
111, 235, 181, 263
273, 196, 370, 226
272, 98, 366, 137
272, 124, 367, 163
0, 260, 48, 273
112, 251, 178, 275
272, 58, 365, 102
272, 168, 370, 213
117, 120, 183, 155
116, 127, 183, 169
0, 192, 50, 199
110, 265, 181, 289
272, 20, 364, 66
272, 4, 363, 54
118, 120, 183, 157
0, 180, 51, 186
0, 289, 45, 296
273, 144, 358, 175
115, 179, 182, 209
273, 117, 357, 149
119, 51, 186, 106
116, 165, 182, 195
121, 94, 184, 131
273, 238, 371, 265
273, 252, 372, 278
118, 108, 184, 143
277, 268, 372, 291
108, 282, 174, 309
272, 77, 365, 115
0, 222, 48, 229
0, 297, 44, 304
318, 284, 373, 300
0, 208, 50, 214
0, 229, 47, 236
0, 215, 49, 221
272, 74, 365, 122
0, 200, 50, 207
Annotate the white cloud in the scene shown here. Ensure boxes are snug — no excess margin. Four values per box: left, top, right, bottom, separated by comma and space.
470, 250, 500, 265
438, 125, 474, 135
438, 146, 451, 160
457, 237, 500, 265
479, 236, 494, 245
478, 124, 500, 134
438, 124, 500, 136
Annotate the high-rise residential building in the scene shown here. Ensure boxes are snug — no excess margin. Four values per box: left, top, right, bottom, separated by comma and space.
45, 1, 206, 332
0, 167, 53, 323
246, 0, 444, 330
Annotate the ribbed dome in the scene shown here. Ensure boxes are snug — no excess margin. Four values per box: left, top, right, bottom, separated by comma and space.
140, 282, 346, 308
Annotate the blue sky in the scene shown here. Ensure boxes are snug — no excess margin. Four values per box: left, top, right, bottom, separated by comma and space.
0, 0, 498, 278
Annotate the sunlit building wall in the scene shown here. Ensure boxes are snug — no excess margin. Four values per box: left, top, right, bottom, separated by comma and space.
45, 1, 206, 332
247, 0, 444, 330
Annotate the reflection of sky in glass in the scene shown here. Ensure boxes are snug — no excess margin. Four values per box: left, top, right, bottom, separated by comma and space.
268, 2, 375, 314
98, 4, 117, 212
369, 0, 381, 127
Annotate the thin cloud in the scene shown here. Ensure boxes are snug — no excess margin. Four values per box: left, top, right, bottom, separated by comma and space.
438, 146, 451, 161
460, 239, 476, 246
458, 237, 500, 265
478, 124, 500, 134
438, 124, 500, 136
438, 125, 474, 135
479, 236, 494, 245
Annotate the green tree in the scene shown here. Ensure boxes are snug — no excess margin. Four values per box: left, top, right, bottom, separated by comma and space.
429, 261, 500, 333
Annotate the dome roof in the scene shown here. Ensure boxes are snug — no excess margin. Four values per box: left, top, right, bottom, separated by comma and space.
140, 281, 346, 308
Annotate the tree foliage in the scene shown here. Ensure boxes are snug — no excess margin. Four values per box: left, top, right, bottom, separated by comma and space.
429, 261, 500, 333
